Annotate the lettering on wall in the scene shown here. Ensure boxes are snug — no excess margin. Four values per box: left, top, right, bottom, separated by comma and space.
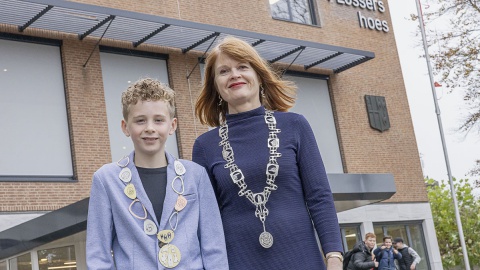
334, 0, 389, 33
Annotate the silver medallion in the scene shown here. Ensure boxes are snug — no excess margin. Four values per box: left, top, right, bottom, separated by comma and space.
144, 219, 157, 235
174, 160, 186, 175
119, 167, 132, 183
259, 231, 273, 248
171, 176, 185, 195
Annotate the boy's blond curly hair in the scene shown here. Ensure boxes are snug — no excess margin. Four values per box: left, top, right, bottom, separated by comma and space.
121, 78, 175, 120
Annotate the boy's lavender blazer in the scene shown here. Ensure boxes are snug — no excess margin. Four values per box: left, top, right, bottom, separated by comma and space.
86, 151, 229, 270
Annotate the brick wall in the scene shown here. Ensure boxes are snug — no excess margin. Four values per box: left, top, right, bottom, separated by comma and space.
0, 0, 427, 212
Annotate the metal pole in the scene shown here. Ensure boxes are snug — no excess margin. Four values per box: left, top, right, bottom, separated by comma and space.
414, 0, 471, 268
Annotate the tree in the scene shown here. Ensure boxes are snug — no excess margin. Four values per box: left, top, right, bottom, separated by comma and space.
426, 177, 480, 269
415, 0, 480, 176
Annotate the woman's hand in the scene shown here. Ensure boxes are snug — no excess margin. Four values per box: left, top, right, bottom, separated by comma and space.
326, 256, 343, 270
326, 252, 343, 270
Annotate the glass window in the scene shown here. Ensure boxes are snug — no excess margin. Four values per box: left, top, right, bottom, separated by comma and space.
8, 253, 31, 270
288, 75, 344, 173
100, 49, 179, 161
409, 224, 429, 270
37, 245, 76, 270
374, 223, 430, 270
340, 225, 361, 252
0, 261, 7, 270
269, 0, 317, 25
374, 224, 408, 247
0, 38, 73, 181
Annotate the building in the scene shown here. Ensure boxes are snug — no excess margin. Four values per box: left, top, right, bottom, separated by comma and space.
0, 0, 442, 269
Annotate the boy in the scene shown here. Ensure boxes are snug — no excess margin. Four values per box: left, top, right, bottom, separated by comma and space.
346, 232, 379, 270
393, 237, 421, 270
86, 78, 228, 269
373, 236, 402, 270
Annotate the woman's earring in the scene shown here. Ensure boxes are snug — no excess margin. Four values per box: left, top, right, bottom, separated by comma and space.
260, 84, 266, 99
218, 96, 223, 106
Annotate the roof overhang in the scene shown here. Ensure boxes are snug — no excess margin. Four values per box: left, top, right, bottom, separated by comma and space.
329, 173, 396, 212
0, 198, 88, 260
0, 0, 374, 73
0, 173, 394, 260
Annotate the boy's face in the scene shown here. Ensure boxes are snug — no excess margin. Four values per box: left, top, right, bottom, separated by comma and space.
121, 100, 176, 159
364, 237, 376, 249
384, 238, 392, 248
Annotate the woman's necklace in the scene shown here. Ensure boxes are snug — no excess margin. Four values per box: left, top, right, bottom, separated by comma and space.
117, 156, 188, 268
218, 108, 281, 248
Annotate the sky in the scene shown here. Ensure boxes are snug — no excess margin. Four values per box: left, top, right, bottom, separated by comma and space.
389, 0, 480, 183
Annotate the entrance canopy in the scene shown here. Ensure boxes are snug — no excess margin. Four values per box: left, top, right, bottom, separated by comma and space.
0, 173, 395, 260
1, 0, 374, 73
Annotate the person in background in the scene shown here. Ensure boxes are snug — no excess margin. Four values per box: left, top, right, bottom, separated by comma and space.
393, 237, 421, 270
192, 36, 343, 270
346, 232, 379, 270
86, 78, 228, 269
373, 235, 402, 270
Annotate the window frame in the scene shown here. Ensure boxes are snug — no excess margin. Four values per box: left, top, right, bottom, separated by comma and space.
269, 0, 319, 26
0, 33, 74, 182
339, 223, 362, 252
284, 71, 344, 173
98, 46, 180, 161
373, 221, 431, 270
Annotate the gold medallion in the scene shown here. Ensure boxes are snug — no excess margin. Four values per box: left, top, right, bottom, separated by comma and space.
159, 244, 181, 268
124, 183, 136, 199
157, 229, 175, 244
175, 195, 187, 212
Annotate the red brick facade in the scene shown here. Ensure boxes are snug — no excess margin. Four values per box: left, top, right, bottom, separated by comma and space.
0, 0, 427, 212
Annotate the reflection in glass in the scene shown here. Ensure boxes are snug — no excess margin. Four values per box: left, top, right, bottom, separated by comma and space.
374, 226, 384, 247
345, 228, 360, 250
37, 246, 76, 270
0, 260, 7, 270
269, 0, 314, 25
9, 253, 32, 270
409, 225, 429, 270
340, 225, 361, 252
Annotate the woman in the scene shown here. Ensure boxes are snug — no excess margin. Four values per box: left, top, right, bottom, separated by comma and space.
374, 236, 402, 270
192, 36, 343, 270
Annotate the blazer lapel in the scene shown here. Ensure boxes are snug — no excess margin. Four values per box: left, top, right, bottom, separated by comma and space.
159, 152, 179, 230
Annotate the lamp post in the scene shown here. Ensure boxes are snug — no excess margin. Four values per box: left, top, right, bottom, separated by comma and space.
414, 0, 471, 269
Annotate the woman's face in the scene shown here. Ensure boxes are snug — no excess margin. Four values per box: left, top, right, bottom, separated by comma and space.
384, 238, 392, 248
365, 237, 377, 249
213, 52, 261, 114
